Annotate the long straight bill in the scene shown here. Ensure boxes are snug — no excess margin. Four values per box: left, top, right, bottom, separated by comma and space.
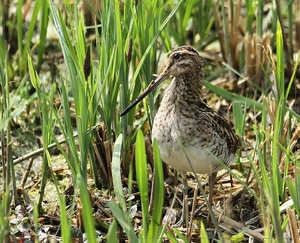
120, 74, 168, 116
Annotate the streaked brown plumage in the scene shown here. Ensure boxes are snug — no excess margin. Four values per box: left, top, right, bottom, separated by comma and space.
121, 46, 241, 225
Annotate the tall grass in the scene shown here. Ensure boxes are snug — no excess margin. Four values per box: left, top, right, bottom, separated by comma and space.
1, 0, 300, 242
0, 28, 35, 242
15, 0, 49, 74
28, 53, 54, 211
46, 0, 183, 241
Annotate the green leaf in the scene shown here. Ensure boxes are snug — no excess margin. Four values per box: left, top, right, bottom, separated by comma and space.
108, 200, 138, 242
147, 140, 165, 242
200, 221, 210, 243
77, 175, 96, 243
204, 80, 263, 111
231, 232, 245, 243
135, 130, 149, 240
111, 134, 127, 212
106, 219, 118, 243
27, 53, 40, 89
296, 166, 300, 215
172, 229, 189, 243
276, 20, 284, 96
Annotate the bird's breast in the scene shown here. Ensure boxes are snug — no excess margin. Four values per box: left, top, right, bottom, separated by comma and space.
151, 102, 236, 175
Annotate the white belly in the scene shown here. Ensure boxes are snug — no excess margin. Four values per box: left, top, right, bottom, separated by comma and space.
157, 141, 235, 175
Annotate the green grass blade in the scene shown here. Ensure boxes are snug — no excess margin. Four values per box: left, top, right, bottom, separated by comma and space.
286, 176, 300, 216
147, 140, 164, 242
106, 219, 118, 243
296, 166, 300, 216
0, 185, 11, 242
285, 50, 300, 100
268, 25, 286, 239
37, 0, 49, 70
16, 0, 24, 71
172, 229, 189, 243
56, 189, 71, 243
77, 174, 96, 243
276, 20, 284, 96
27, 53, 40, 89
111, 134, 127, 212
204, 80, 263, 110
233, 101, 246, 137
20, 0, 41, 72
108, 200, 138, 242
200, 220, 210, 243
135, 130, 149, 241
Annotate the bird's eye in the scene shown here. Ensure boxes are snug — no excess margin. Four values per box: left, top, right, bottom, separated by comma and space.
173, 53, 180, 60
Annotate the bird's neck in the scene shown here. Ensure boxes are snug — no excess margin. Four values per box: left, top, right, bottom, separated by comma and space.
164, 74, 203, 103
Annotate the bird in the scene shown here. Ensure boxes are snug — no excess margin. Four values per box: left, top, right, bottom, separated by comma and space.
121, 46, 241, 226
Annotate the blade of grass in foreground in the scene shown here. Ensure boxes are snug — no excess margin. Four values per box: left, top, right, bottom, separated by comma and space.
286, 167, 300, 216
111, 134, 127, 213
108, 200, 138, 242
0, 186, 11, 242
200, 220, 210, 243
106, 219, 118, 243
147, 140, 165, 242
295, 167, 300, 216
77, 174, 96, 243
135, 130, 149, 241
275, 21, 284, 97
268, 21, 285, 242
171, 229, 189, 243
110, 134, 137, 240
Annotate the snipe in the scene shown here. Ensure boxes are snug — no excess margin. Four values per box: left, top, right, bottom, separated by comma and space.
121, 46, 241, 225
